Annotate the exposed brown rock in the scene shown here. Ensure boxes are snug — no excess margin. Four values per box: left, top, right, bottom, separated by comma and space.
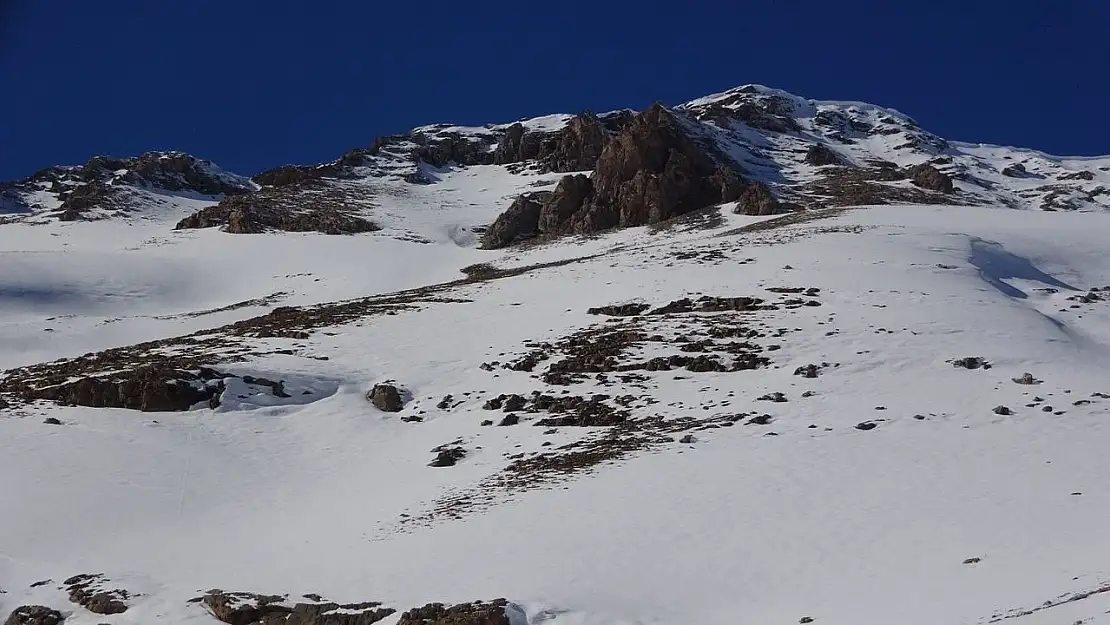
733, 182, 786, 216
479, 192, 549, 249
396, 600, 509, 625
64, 573, 129, 615
484, 103, 757, 247
175, 191, 379, 235
908, 163, 954, 193
17, 364, 227, 412
536, 174, 593, 234
200, 591, 395, 625
3, 606, 64, 625
368, 383, 404, 412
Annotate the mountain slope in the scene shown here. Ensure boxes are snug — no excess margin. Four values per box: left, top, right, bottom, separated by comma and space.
2, 85, 1110, 625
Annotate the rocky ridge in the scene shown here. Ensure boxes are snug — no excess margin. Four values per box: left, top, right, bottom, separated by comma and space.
5, 84, 1107, 238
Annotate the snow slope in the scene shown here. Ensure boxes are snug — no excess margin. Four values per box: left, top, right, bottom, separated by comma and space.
4, 201, 1110, 625
3, 84, 1110, 625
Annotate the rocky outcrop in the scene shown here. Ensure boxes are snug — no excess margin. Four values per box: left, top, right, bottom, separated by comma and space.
492, 112, 634, 173
3, 606, 65, 625
537, 174, 593, 234
175, 191, 379, 235
200, 591, 395, 625
479, 192, 549, 249
122, 152, 252, 196
411, 131, 497, 168
734, 182, 784, 215
64, 574, 130, 615
483, 103, 769, 248
15, 364, 227, 412
908, 163, 955, 193
805, 144, 842, 166
396, 601, 510, 625
1, 151, 253, 221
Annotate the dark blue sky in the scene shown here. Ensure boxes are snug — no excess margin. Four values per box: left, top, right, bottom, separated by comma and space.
0, 0, 1104, 180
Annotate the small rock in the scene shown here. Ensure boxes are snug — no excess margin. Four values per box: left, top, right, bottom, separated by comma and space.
480, 419, 494, 426
962, 557, 981, 565
952, 357, 990, 370
429, 446, 467, 467
1012, 372, 1041, 385
799, 618, 815, 624
43, 418, 62, 426
992, 405, 1013, 416
793, 364, 821, 378
855, 421, 877, 431
436, 395, 453, 410
1042, 405, 1053, 412
498, 414, 520, 427
757, 392, 788, 403
679, 434, 697, 444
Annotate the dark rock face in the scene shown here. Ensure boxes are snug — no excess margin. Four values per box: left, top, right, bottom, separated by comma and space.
3, 606, 64, 625
536, 174, 593, 234
805, 144, 842, 166
411, 131, 496, 168
1001, 163, 1028, 178
176, 192, 379, 235
479, 192, 549, 249
908, 163, 954, 193
483, 103, 763, 248
123, 152, 251, 196
368, 384, 404, 412
254, 164, 330, 188
17, 364, 226, 412
396, 600, 510, 625
492, 112, 628, 173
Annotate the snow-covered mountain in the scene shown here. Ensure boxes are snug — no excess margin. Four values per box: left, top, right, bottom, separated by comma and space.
3, 85, 1110, 625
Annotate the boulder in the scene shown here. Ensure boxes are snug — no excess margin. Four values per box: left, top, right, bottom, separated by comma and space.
368, 383, 404, 412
